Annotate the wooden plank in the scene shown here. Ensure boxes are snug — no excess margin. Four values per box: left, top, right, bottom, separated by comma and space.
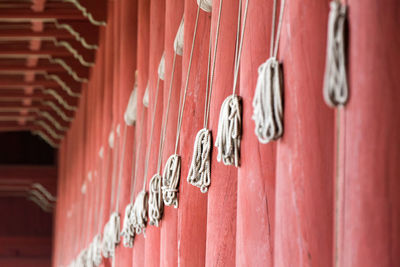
336, 1, 400, 266
274, 1, 334, 266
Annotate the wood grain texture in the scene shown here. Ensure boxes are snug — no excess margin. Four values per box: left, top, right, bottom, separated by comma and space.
274, 1, 334, 266
337, 1, 400, 266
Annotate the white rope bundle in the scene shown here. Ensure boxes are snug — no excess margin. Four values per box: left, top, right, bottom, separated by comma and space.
252, 0, 285, 144
252, 57, 283, 143
215, 95, 241, 166
143, 81, 150, 107
187, 128, 211, 192
108, 130, 115, 149
121, 203, 135, 247
188, 0, 223, 192
132, 190, 148, 234
162, 154, 181, 208
124, 86, 138, 126
174, 18, 184, 56
91, 234, 102, 266
197, 0, 212, 12
103, 212, 120, 258
323, 0, 348, 107
158, 53, 166, 81
215, 0, 249, 167
85, 243, 94, 267
101, 221, 112, 258
76, 249, 87, 267
148, 174, 163, 226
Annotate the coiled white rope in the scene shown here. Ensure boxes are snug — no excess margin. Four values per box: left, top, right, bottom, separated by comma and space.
133, 67, 162, 234
143, 81, 150, 107
252, 0, 286, 144
124, 77, 138, 126
174, 18, 184, 56
323, 0, 348, 107
158, 53, 166, 81
149, 49, 178, 225
187, 0, 222, 193
91, 234, 102, 266
163, 4, 201, 208
162, 154, 181, 208
215, 0, 249, 167
121, 108, 146, 247
197, 0, 212, 12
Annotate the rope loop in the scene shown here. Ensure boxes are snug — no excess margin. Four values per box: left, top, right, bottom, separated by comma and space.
121, 203, 135, 248
252, 57, 283, 143
162, 154, 181, 208
215, 95, 241, 167
323, 0, 348, 107
132, 190, 148, 235
187, 128, 211, 193
148, 174, 163, 226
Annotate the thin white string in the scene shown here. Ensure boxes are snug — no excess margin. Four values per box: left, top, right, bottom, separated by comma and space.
232, 0, 249, 96
142, 77, 162, 191
157, 52, 177, 174
174, 4, 201, 154
115, 124, 128, 211
203, 0, 223, 128
130, 109, 146, 203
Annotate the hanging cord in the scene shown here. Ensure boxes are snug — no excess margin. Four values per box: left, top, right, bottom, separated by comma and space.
121, 109, 146, 248
132, 73, 162, 235
323, 0, 348, 107
148, 50, 178, 226
102, 126, 121, 259
252, 0, 286, 144
162, 6, 201, 208
187, 0, 223, 193
214, 0, 249, 167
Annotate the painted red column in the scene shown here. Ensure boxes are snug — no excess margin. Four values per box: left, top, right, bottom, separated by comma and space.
177, 0, 210, 266
236, 0, 276, 265
336, 1, 400, 266
159, 1, 183, 266
131, 0, 150, 265
205, 0, 237, 265
143, 0, 165, 266
274, 1, 334, 266
114, 0, 137, 265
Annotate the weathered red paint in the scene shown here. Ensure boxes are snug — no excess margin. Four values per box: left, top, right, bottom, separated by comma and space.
274, 1, 334, 266
336, 1, 400, 266
159, 1, 183, 266
205, 0, 237, 265
236, 0, 276, 265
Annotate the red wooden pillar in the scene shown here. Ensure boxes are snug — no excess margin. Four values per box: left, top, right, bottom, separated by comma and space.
178, 0, 210, 266
205, 0, 237, 265
160, 1, 183, 266
336, 1, 400, 266
143, 0, 165, 266
114, 0, 137, 265
236, 0, 276, 265
131, 0, 150, 265
274, 1, 334, 266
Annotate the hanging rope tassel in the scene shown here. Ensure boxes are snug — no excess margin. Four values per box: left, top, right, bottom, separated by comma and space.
132, 190, 148, 234
187, 128, 211, 192
323, 0, 348, 107
121, 203, 135, 247
215, 95, 242, 167
252, 57, 283, 143
148, 174, 163, 226
162, 154, 181, 208
92, 234, 102, 266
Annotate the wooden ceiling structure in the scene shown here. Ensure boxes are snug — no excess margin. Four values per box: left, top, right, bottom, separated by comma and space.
0, 0, 107, 148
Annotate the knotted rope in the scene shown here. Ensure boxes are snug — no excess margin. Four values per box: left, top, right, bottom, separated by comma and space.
121, 108, 146, 247
323, 0, 348, 107
197, 0, 212, 12
174, 18, 184, 56
158, 53, 166, 81
163, 5, 201, 208
143, 81, 150, 107
124, 76, 138, 126
187, 0, 222, 193
252, 0, 285, 144
215, 0, 249, 167
133, 67, 162, 234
